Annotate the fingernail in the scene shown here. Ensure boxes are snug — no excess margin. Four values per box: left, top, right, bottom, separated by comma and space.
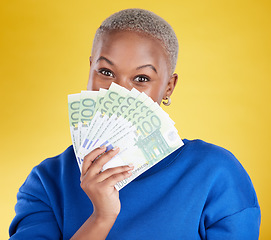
128, 170, 133, 174
112, 146, 119, 151
99, 145, 106, 149
128, 164, 134, 168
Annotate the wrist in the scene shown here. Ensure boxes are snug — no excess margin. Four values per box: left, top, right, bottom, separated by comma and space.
71, 213, 118, 240
92, 210, 119, 224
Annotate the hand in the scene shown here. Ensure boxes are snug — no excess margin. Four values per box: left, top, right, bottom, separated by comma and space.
80, 146, 134, 221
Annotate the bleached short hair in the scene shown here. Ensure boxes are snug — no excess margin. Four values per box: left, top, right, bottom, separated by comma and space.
92, 8, 179, 74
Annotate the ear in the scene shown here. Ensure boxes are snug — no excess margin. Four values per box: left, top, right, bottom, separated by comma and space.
163, 73, 178, 99
87, 56, 93, 90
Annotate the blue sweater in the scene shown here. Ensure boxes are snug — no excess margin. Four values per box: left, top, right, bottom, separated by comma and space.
9, 139, 261, 239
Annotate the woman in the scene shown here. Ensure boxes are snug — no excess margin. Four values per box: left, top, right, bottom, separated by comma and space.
9, 8, 260, 239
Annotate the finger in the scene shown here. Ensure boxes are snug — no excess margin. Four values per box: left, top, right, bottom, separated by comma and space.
91, 147, 120, 175
96, 165, 134, 182
101, 170, 133, 188
81, 145, 107, 177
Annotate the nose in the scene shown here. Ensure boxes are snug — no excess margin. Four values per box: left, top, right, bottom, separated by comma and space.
113, 77, 133, 91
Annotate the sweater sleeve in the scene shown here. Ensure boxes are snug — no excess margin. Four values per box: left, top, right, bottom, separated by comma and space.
197, 142, 261, 240
9, 166, 62, 239
206, 207, 261, 240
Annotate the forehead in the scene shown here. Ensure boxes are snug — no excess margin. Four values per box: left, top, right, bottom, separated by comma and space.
92, 31, 170, 72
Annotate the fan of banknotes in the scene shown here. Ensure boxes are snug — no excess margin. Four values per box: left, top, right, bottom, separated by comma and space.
68, 82, 183, 190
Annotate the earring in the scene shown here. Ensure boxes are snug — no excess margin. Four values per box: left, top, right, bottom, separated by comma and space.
163, 96, 171, 106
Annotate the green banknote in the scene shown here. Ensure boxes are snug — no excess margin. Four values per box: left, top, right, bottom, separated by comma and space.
68, 93, 80, 160
78, 91, 98, 148
101, 96, 180, 162
79, 89, 108, 149
102, 106, 183, 190
69, 83, 183, 189
89, 83, 124, 140
85, 89, 148, 152
109, 91, 148, 135
106, 93, 158, 147
77, 84, 122, 156
93, 84, 130, 146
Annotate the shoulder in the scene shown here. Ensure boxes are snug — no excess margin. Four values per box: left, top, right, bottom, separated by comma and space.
31, 145, 77, 177
182, 138, 238, 161
9, 146, 77, 239
181, 139, 260, 227
37, 145, 76, 169
181, 139, 258, 198
19, 145, 79, 199
181, 139, 251, 179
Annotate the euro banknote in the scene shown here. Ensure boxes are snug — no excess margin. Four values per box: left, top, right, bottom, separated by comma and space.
68, 83, 183, 190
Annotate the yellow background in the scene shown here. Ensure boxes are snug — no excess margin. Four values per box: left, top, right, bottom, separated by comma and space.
1, 0, 270, 239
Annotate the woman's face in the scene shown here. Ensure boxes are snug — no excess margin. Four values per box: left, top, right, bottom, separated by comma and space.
87, 31, 178, 104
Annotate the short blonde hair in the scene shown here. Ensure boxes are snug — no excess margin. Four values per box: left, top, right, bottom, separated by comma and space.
92, 8, 179, 74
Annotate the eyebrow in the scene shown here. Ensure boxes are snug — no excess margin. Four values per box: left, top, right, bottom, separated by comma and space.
136, 64, 157, 74
96, 56, 114, 65
96, 56, 157, 74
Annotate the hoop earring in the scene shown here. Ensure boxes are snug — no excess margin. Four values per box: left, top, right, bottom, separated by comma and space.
163, 96, 171, 106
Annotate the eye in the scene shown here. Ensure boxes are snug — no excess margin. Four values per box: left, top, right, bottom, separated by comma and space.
98, 68, 114, 77
134, 75, 150, 82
